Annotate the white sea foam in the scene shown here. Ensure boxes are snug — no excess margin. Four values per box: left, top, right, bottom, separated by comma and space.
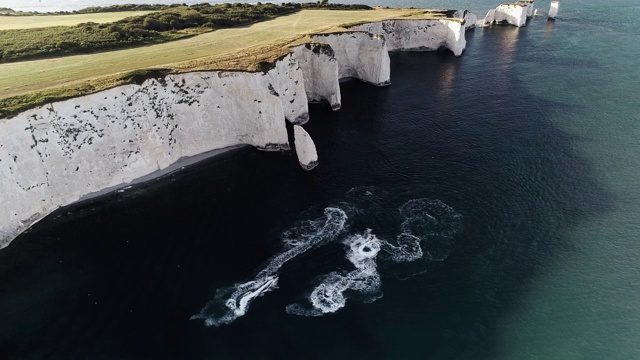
286, 229, 382, 316
192, 196, 463, 326
191, 207, 347, 326
396, 198, 463, 261
379, 233, 424, 262
288, 199, 463, 317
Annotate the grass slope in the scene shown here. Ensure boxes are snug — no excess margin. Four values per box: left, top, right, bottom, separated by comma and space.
0, 11, 154, 30
0, 3, 307, 63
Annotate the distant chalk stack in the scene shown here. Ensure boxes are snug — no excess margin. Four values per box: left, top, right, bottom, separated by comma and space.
548, 1, 559, 19
517, 0, 535, 18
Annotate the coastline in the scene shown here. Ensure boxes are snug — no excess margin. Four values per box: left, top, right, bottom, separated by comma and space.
0, 8, 472, 118
7, 2, 640, 359
11, 144, 249, 246
75, 144, 249, 203
0, 8, 474, 249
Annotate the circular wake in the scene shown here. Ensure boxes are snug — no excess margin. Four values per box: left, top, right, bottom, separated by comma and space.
191, 194, 463, 326
286, 229, 382, 316
396, 198, 463, 261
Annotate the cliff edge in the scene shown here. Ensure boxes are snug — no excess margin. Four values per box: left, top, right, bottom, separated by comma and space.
0, 10, 476, 250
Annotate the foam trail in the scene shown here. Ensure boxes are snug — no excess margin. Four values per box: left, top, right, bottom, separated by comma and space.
258, 208, 346, 277
288, 199, 463, 317
192, 196, 463, 324
286, 229, 382, 316
396, 198, 463, 261
379, 233, 424, 262
191, 207, 347, 326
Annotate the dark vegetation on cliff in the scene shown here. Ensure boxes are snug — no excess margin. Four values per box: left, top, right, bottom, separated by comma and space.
0, 2, 370, 16
118, 68, 172, 85
0, 3, 371, 64
0, 4, 176, 16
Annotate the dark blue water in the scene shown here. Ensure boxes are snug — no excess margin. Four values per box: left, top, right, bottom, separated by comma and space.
3, 1, 640, 358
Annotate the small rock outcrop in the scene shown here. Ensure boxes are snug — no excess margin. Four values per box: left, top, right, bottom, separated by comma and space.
293, 125, 318, 170
548, 1, 559, 19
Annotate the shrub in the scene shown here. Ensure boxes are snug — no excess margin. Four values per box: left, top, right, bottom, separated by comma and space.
256, 61, 274, 73
143, 17, 164, 31
118, 68, 171, 85
159, 14, 178, 25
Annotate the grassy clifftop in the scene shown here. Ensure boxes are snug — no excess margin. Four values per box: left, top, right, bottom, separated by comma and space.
1, 3, 374, 64
0, 6, 461, 118
0, 3, 307, 63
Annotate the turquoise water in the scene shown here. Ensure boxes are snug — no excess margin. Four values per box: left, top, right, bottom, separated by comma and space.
1, 1, 640, 359
496, 2, 640, 358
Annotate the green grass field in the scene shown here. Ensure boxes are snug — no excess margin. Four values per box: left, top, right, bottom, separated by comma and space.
0, 11, 154, 30
0, 8, 443, 117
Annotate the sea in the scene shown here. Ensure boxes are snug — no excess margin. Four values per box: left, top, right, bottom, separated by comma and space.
1, 0, 639, 359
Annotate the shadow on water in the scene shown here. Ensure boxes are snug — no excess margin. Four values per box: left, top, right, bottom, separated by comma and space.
0, 23, 611, 360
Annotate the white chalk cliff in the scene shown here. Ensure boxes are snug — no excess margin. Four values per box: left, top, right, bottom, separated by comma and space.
548, 1, 559, 19
349, 18, 467, 57
0, 60, 305, 249
311, 32, 391, 86
517, 0, 535, 18
293, 125, 318, 170
291, 43, 341, 110
483, 3, 528, 27
455, 9, 478, 30
0, 11, 475, 249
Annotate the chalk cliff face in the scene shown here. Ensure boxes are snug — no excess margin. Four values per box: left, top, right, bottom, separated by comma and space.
517, 0, 535, 18
0, 60, 308, 249
349, 19, 467, 57
455, 9, 478, 30
268, 54, 310, 125
0, 13, 475, 249
548, 1, 559, 19
311, 32, 391, 86
483, 4, 527, 27
483, 9, 496, 26
496, 4, 527, 27
291, 43, 341, 110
